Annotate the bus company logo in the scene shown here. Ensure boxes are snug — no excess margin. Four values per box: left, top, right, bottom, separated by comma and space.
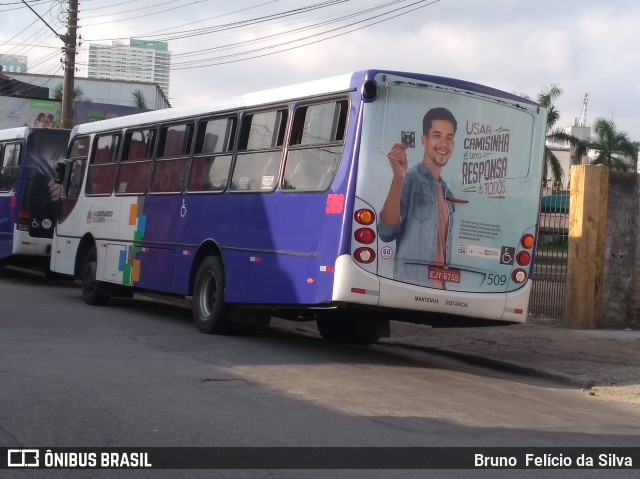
87, 208, 114, 224
8, 449, 39, 467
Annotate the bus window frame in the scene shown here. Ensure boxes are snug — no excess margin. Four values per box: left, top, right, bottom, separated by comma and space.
281, 96, 349, 194
86, 131, 121, 197
187, 114, 238, 195
229, 106, 288, 194
150, 121, 195, 195
0, 141, 23, 193
115, 126, 156, 196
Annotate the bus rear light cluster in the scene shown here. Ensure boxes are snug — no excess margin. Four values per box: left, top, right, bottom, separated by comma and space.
17, 209, 30, 230
353, 209, 377, 264
512, 232, 535, 283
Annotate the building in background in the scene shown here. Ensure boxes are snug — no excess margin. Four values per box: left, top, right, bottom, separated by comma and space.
0, 54, 27, 74
1, 73, 171, 130
87, 39, 171, 98
0, 69, 49, 100
9, 72, 170, 111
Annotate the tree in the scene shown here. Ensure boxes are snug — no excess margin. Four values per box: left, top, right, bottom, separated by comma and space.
52, 83, 86, 102
536, 85, 567, 186
586, 118, 637, 172
132, 89, 147, 109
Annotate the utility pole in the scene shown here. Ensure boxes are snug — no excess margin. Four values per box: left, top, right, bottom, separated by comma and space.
61, 0, 79, 129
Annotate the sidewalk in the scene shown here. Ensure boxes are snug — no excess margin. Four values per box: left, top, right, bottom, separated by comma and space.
381, 318, 640, 390
278, 316, 640, 402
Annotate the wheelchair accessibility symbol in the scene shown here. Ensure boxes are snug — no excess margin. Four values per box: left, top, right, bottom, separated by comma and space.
500, 246, 516, 265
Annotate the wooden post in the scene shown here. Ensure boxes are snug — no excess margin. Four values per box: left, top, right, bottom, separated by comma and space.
565, 165, 609, 328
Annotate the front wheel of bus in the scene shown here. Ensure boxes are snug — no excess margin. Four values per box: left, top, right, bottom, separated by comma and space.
193, 256, 232, 334
81, 245, 109, 306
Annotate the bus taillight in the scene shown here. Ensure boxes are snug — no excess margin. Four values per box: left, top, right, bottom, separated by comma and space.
354, 209, 375, 225
354, 247, 376, 264
512, 269, 527, 284
516, 251, 531, 266
18, 209, 30, 230
354, 228, 376, 245
521, 234, 535, 249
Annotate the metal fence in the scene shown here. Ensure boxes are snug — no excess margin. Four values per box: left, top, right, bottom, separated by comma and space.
528, 187, 569, 320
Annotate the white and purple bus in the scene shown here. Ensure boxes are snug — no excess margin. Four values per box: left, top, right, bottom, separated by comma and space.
51, 70, 546, 343
0, 127, 69, 272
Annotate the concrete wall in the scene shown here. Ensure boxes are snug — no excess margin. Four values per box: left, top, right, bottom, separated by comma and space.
602, 172, 639, 328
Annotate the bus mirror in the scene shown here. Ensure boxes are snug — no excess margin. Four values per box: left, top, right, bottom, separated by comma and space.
54, 162, 67, 184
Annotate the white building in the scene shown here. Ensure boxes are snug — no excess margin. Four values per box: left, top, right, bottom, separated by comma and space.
0, 54, 27, 74
87, 39, 171, 98
9, 72, 170, 111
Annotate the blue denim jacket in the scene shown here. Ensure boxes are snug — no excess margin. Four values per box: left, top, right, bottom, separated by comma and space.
377, 163, 454, 287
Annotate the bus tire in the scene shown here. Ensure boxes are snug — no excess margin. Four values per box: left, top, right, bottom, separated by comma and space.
192, 256, 232, 334
81, 245, 109, 306
316, 313, 379, 346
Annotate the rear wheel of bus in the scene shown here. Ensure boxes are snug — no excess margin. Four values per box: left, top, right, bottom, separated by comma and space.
193, 256, 233, 334
81, 245, 109, 305
316, 310, 381, 345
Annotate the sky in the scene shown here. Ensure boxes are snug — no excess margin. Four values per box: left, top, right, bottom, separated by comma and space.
2, 0, 639, 142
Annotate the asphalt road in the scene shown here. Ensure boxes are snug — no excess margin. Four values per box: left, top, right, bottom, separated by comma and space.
1, 266, 639, 478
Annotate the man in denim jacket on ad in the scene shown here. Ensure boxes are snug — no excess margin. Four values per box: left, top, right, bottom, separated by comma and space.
378, 107, 457, 289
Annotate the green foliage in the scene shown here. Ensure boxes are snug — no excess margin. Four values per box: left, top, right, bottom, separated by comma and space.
52, 83, 86, 102
132, 89, 147, 109
587, 118, 638, 171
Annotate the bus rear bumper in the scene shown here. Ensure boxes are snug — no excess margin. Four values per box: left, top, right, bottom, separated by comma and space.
332, 254, 530, 323
13, 228, 51, 256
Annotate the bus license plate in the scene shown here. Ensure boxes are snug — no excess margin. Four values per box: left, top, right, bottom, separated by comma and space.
428, 266, 461, 284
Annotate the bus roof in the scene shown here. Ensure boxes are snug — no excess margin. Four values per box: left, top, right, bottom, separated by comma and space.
70, 69, 542, 136
0, 127, 30, 141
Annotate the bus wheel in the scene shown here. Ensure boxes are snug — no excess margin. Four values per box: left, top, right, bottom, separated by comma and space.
193, 256, 232, 334
81, 245, 109, 305
316, 313, 379, 345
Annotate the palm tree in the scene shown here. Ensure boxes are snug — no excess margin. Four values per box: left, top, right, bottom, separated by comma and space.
536, 85, 570, 186
586, 118, 637, 172
132, 89, 147, 109
52, 83, 86, 102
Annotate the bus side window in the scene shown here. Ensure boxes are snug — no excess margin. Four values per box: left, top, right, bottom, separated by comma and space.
86, 133, 120, 195
117, 129, 155, 195
0, 142, 21, 192
151, 123, 193, 193
188, 116, 236, 193
282, 99, 347, 192
230, 109, 287, 192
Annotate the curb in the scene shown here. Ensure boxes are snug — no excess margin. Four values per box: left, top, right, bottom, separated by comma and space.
379, 340, 594, 389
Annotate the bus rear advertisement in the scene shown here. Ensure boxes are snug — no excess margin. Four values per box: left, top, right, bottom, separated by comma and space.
50, 70, 546, 344
0, 127, 70, 272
